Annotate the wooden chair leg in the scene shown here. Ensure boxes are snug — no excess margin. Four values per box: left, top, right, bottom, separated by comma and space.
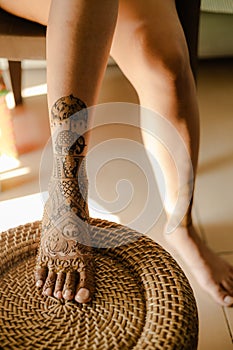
8, 60, 23, 106
176, 0, 201, 80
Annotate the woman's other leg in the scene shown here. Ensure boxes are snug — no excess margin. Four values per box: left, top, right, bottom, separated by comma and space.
111, 0, 233, 306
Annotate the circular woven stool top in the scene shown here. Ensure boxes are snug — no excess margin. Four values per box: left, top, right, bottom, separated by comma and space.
0, 219, 198, 350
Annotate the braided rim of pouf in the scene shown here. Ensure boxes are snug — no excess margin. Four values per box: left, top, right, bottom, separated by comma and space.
0, 219, 198, 350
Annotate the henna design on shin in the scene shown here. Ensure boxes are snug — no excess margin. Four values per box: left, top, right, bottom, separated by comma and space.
51, 94, 88, 129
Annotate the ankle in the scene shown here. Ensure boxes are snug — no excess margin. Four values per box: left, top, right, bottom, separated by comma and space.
165, 213, 193, 234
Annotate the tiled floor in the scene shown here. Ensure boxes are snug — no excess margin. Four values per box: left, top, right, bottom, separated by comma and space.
0, 58, 233, 348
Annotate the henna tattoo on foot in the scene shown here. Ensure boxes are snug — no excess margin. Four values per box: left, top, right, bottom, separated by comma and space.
35, 95, 95, 303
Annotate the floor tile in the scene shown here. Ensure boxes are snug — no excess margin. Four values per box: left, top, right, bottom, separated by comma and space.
0, 193, 43, 232
195, 59, 233, 253
99, 64, 139, 104
0, 149, 46, 201
191, 273, 232, 350
195, 165, 233, 252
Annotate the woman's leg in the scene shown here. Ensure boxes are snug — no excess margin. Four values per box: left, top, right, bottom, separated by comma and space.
1, 0, 119, 303
111, 0, 233, 306
42, 0, 119, 303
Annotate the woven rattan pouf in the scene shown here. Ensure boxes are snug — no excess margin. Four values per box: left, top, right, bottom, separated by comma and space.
0, 219, 198, 350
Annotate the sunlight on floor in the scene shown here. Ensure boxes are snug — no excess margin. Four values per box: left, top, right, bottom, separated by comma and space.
0, 192, 119, 232
6, 83, 47, 109
0, 165, 30, 181
0, 154, 20, 173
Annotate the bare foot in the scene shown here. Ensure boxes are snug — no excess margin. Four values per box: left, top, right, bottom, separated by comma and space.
165, 223, 233, 307
35, 95, 94, 303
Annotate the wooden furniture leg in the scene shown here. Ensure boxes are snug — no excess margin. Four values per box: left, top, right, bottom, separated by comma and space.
8, 60, 23, 106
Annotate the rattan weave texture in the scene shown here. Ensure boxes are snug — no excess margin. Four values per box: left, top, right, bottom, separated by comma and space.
0, 220, 198, 349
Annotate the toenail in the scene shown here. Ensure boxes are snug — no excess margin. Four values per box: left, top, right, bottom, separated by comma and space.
224, 296, 233, 306
75, 288, 90, 303
36, 280, 43, 288
64, 289, 73, 299
45, 288, 52, 296
55, 291, 62, 299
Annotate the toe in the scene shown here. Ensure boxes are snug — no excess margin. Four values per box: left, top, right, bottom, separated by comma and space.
63, 271, 78, 301
209, 283, 233, 307
222, 278, 233, 306
43, 270, 57, 296
75, 287, 90, 303
54, 271, 66, 299
35, 267, 48, 289
223, 295, 233, 307
75, 269, 94, 303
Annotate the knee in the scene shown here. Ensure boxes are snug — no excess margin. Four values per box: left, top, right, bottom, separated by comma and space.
134, 25, 192, 88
